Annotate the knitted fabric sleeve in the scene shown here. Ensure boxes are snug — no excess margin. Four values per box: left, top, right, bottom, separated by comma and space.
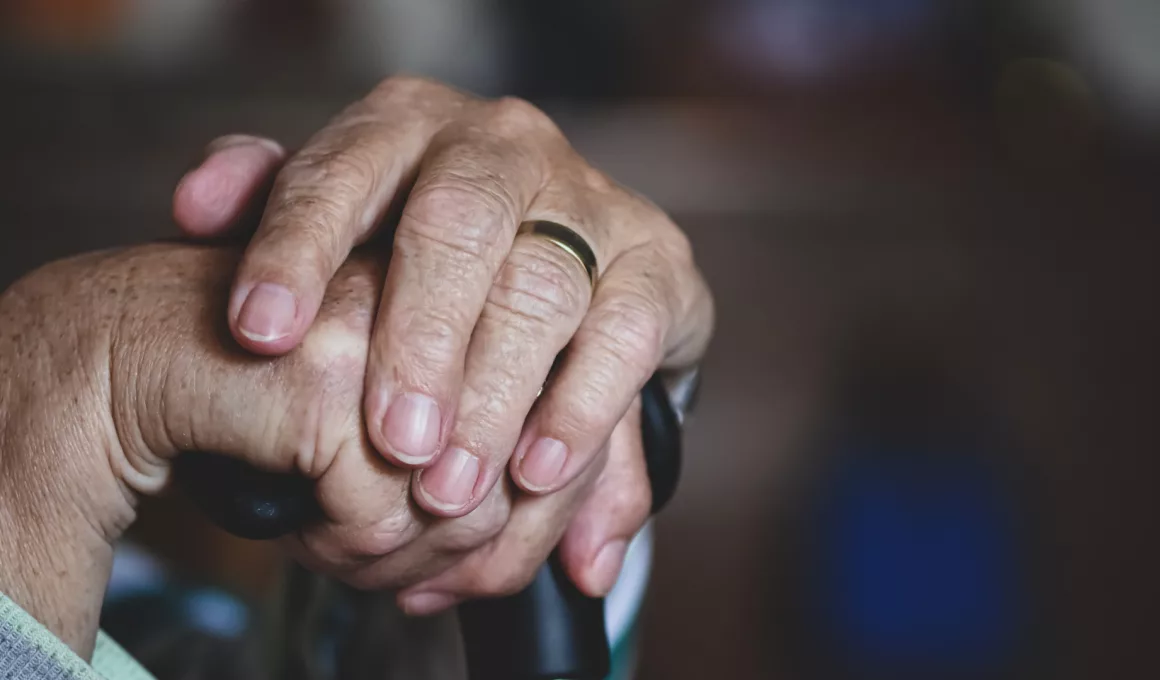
0, 592, 154, 680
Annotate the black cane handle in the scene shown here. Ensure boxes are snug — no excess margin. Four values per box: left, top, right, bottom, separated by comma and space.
175, 373, 682, 680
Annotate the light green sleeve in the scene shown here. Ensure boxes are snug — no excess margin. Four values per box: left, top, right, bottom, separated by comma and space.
0, 592, 155, 680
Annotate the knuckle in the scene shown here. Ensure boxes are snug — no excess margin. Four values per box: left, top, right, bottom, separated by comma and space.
661, 221, 695, 267
306, 495, 419, 567
261, 188, 349, 267
458, 364, 522, 424
284, 357, 367, 477
322, 150, 377, 194
474, 492, 511, 533
487, 245, 587, 327
397, 304, 471, 373
490, 96, 558, 136
401, 179, 515, 261
579, 165, 616, 194
443, 504, 508, 553
342, 521, 410, 561
556, 385, 610, 439
586, 292, 665, 374
268, 180, 345, 231
475, 509, 509, 542
293, 222, 347, 282
287, 147, 377, 200
372, 74, 444, 101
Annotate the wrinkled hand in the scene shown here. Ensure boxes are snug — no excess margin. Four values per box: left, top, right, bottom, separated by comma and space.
172, 79, 714, 540
0, 243, 651, 655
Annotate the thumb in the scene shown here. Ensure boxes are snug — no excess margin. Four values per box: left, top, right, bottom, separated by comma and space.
109, 244, 381, 495
557, 403, 652, 597
173, 135, 285, 238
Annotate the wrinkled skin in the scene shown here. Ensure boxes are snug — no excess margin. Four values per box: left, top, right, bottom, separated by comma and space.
0, 244, 649, 657
173, 76, 715, 531
0, 77, 717, 663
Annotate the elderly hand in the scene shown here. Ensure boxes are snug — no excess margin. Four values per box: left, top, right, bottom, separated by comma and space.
0, 243, 649, 656
172, 78, 714, 524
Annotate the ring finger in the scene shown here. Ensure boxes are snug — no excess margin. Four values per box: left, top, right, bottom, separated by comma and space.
413, 217, 599, 516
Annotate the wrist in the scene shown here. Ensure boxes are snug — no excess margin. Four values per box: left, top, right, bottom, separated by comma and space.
0, 253, 138, 656
0, 435, 119, 659
0, 389, 124, 658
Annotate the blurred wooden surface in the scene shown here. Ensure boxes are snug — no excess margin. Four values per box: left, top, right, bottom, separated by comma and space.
0, 75, 1156, 680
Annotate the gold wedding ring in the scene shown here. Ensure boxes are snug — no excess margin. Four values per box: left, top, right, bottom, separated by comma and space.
517, 220, 598, 289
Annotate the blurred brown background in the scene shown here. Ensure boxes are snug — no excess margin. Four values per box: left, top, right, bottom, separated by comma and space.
1, 1, 1158, 679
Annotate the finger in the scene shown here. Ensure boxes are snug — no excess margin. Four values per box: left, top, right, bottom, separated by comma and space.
110, 246, 467, 588
286, 251, 427, 566
228, 80, 462, 355
556, 402, 651, 597
173, 135, 285, 237
364, 100, 565, 466
289, 436, 425, 574
412, 226, 593, 515
312, 479, 513, 592
396, 443, 609, 615
509, 246, 677, 495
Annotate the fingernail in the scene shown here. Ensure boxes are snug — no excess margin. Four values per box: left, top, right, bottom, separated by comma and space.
383, 392, 442, 463
591, 540, 629, 596
400, 591, 456, 616
518, 438, 569, 491
237, 283, 297, 342
212, 135, 284, 156
418, 447, 480, 511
